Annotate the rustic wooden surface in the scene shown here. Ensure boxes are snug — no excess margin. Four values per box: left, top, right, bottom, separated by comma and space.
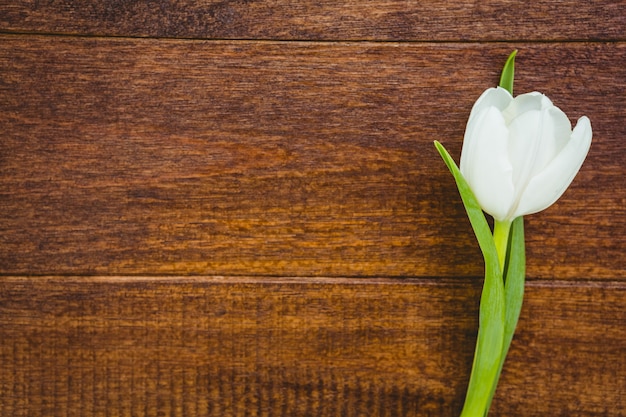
1, 1, 625, 41
1, 277, 624, 417
1, 2, 625, 416
1, 38, 624, 279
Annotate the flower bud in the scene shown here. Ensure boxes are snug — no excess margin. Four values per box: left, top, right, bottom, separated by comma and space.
460, 87, 592, 221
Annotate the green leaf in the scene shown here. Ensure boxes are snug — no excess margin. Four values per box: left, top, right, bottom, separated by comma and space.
434, 141, 499, 268
499, 50, 517, 95
503, 216, 525, 356
434, 141, 505, 417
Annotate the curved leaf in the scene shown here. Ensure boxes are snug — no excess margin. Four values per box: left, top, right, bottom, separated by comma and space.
434, 141, 505, 416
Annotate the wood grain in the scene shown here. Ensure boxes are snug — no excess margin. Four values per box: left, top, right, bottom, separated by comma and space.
1, 36, 624, 279
0, 277, 624, 416
1, 1, 625, 41
1, 2, 625, 414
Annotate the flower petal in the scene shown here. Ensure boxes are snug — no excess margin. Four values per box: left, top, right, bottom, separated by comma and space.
507, 104, 572, 187
513, 116, 592, 218
461, 106, 516, 221
502, 91, 552, 123
530, 106, 572, 174
461, 88, 511, 181
506, 108, 544, 185
467, 87, 512, 128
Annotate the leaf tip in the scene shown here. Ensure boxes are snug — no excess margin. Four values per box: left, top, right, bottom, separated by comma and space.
499, 50, 518, 95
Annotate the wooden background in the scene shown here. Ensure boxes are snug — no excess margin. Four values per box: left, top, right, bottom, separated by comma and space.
1, 2, 625, 416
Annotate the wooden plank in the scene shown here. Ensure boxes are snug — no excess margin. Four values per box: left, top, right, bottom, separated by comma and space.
0, 276, 624, 416
1, 37, 624, 279
1, 1, 625, 41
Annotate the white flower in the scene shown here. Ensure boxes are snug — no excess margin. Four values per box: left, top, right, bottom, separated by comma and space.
460, 87, 592, 222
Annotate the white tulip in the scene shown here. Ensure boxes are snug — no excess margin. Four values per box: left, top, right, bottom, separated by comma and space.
460, 87, 592, 222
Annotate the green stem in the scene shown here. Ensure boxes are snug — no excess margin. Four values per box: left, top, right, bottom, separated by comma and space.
493, 220, 512, 272
484, 217, 526, 414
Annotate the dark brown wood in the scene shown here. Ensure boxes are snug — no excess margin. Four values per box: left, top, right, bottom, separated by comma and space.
0, 277, 624, 416
1, 1, 625, 414
1, 37, 624, 279
1, 1, 625, 41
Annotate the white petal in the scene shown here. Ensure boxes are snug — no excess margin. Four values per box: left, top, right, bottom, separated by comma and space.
460, 106, 516, 221
467, 87, 512, 128
501, 91, 549, 123
507, 108, 544, 185
513, 116, 592, 218
530, 106, 573, 173
507, 105, 572, 186
503, 93, 555, 189
461, 88, 511, 179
